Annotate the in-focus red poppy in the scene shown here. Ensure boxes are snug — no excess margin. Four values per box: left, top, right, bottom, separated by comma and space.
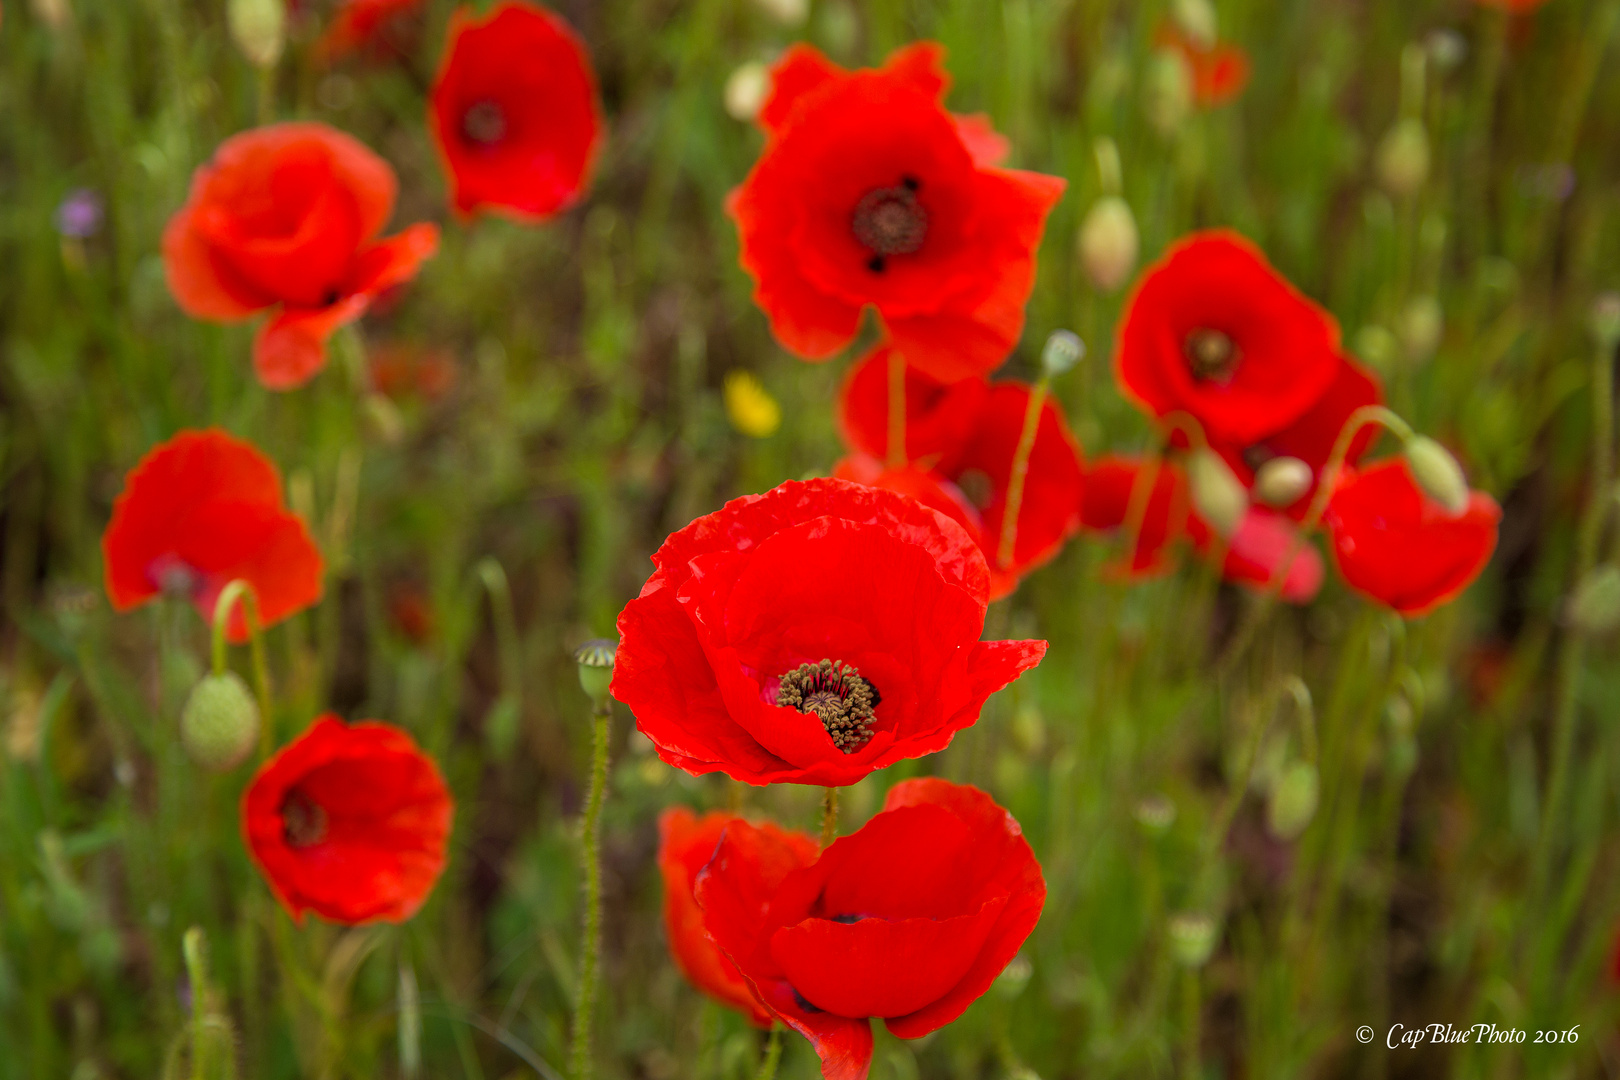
836, 344, 988, 472
1078, 455, 1192, 579
659, 807, 819, 1026
101, 429, 322, 642
163, 123, 439, 390
428, 1, 602, 222
832, 455, 984, 546
242, 715, 453, 924
315, 0, 422, 62
1116, 230, 1342, 446
612, 478, 1046, 786
730, 43, 1065, 382
1324, 458, 1501, 616
1193, 506, 1325, 604
697, 779, 1044, 1080
1156, 26, 1251, 106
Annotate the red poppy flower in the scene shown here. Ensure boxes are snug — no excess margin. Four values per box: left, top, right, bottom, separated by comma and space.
696, 779, 1044, 1080
1115, 230, 1343, 446
428, 1, 602, 222
659, 807, 819, 1026
611, 478, 1046, 786
242, 715, 453, 924
1156, 26, 1251, 106
836, 344, 988, 471
315, 0, 421, 61
1078, 455, 1192, 579
832, 455, 984, 543
1471, 0, 1551, 10
730, 43, 1065, 382
101, 429, 322, 643
1195, 506, 1325, 604
163, 123, 439, 390
1324, 459, 1501, 616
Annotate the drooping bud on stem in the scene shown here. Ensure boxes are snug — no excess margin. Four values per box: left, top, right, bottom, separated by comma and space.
574, 638, 618, 716
1403, 436, 1470, 516
1187, 448, 1248, 538
1265, 761, 1319, 840
181, 672, 260, 772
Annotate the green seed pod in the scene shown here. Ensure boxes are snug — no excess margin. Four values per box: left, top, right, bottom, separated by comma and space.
1078, 197, 1140, 293
994, 953, 1033, 999
1404, 436, 1470, 516
1168, 912, 1219, 968
574, 638, 618, 714
228, 0, 285, 70
1266, 761, 1319, 840
1187, 448, 1248, 538
180, 673, 260, 772
1376, 118, 1430, 198
1133, 793, 1177, 833
1570, 564, 1620, 634
1253, 456, 1313, 509
1041, 330, 1086, 378
1590, 292, 1620, 351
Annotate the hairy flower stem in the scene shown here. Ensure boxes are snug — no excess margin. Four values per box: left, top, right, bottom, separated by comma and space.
820, 787, 839, 849
753, 1027, 783, 1080
570, 703, 612, 1080
1531, 337, 1614, 903
212, 579, 274, 758
887, 346, 907, 468
997, 377, 1048, 571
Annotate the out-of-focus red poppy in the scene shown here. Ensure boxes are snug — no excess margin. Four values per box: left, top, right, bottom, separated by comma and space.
832, 455, 985, 544
315, 0, 422, 61
1078, 455, 1192, 579
242, 715, 453, 924
1116, 231, 1342, 446
659, 807, 819, 1026
428, 1, 602, 222
1324, 459, 1501, 616
1194, 506, 1325, 604
163, 123, 438, 390
1156, 26, 1251, 106
368, 342, 457, 401
387, 583, 435, 644
730, 43, 1065, 383
1471, 0, 1552, 11
101, 429, 322, 643
836, 344, 988, 472
612, 478, 1046, 787
697, 779, 1045, 1080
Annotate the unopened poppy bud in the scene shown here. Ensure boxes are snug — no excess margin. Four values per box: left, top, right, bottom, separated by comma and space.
1403, 436, 1470, 516
1425, 29, 1467, 72
574, 638, 617, 714
1376, 118, 1430, 198
1400, 295, 1443, 361
1170, 0, 1218, 48
1253, 456, 1313, 508
180, 672, 260, 772
228, 0, 286, 70
1144, 50, 1193, 136
1590, 292, 1620, 351
1078, 197, 1140, 293
1187, 448, 1248, 538
1133, 793, 1177, 833
1265, 761, 1319, 840
751, 0, 808, 26
1569, 564, 1620, 634
1168, 912, 1219, 968
724, 61, 770, 121
1041, 330, 1085, 378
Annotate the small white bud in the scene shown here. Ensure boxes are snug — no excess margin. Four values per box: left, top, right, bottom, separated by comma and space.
1253, 456, 1314, 508
1404, 436, 1470, 516
724, 61, 771, 122
1078, 197, 1140, 293
1041, 330, 1085, 378
752, 0, 808, 26
180, 673, 260, 772
228, 0, 286, 70
1376, 118, 1430, 198
1187, 448, 1249, 538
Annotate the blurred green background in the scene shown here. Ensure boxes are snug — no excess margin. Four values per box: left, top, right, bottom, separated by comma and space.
3, 0, 1620, 1076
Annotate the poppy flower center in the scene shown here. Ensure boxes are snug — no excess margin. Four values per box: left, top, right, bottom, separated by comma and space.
153, 558, 199, 598
775, 659, 879, 753
281, 789, 329, 848
462, 100, 508, 145
1184, 328, 1239, 381
852, 177, 927, 271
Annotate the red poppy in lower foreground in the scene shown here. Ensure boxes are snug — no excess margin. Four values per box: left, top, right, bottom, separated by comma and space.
428, 1, 602, 221
1324, 459, 1501, 616
659, 807, 819, 1026
696, 779, 1044, 1080
612, 479, 1046, 786
163, 123, 439, 389
101, 429, 322, 642
242, 716, 453, 923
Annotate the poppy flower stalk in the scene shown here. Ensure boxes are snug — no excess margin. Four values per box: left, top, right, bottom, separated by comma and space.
571, 638, 617, 1080
996, 331, 1085, 572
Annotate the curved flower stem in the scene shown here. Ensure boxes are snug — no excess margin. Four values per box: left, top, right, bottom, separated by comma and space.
212, 579, 274, 758
1531, 335, 1614, 901
997, 377, 1049, 571
819, 787, 839, 849
753, 1027, 783, 1080
886, 347, 907, 468
570, 700, 612, 1080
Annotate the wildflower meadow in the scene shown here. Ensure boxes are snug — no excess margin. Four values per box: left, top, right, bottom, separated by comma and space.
2, 0, 1620, 1077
